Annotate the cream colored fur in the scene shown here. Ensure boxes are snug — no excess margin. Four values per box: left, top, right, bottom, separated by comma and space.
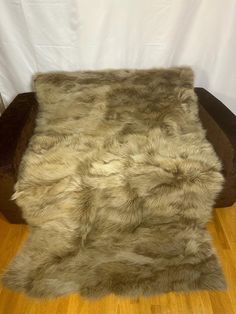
2, 67, 225, 299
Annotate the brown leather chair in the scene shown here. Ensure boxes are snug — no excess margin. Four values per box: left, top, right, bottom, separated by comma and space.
0, 89, 235, 224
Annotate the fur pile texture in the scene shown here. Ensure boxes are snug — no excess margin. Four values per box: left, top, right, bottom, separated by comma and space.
2, 67, 226, 299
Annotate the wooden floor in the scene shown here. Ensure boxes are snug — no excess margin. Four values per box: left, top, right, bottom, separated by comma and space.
0, 204, 236, 314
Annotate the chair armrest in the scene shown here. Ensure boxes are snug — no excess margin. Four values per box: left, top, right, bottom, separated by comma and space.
0, 93, 38, 174
0, 93, 38, 223
195, 88, 236, 207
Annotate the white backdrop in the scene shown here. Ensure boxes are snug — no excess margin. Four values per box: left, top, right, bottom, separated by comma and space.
0, 0, 235, 114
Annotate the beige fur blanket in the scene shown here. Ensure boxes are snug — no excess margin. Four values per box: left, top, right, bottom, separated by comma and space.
3, 67, 226, 299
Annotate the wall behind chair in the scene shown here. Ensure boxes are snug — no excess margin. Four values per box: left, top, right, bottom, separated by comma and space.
0, 0, 235, 114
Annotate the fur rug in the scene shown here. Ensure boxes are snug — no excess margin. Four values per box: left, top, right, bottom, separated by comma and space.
2, 67, 226, 299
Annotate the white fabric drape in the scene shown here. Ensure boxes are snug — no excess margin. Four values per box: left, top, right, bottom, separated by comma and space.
0, 0, 235, 114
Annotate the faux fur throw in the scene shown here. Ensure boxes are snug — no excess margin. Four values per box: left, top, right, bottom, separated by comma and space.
3, 67, 226, 299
